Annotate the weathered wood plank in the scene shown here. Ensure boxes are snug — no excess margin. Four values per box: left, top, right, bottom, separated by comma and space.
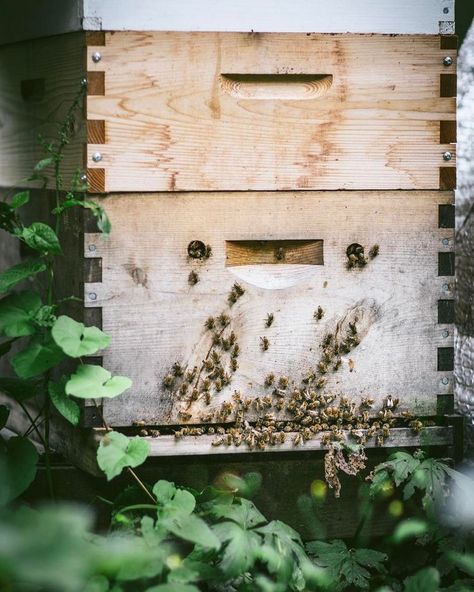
86, 33, 456, 192
82, 191, 454, 427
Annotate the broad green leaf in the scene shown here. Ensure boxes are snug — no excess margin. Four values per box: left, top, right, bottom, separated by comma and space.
163, 514, 220, 550
52, 315, 110, 357
0, 436, 38, 503
0, 260, 47, 294
353, 548, 387, 572
165, 489, 196, 517
167, 565, 200, 584
21, 222, 62, 255
0, 291, 42, 336
34, 157, 54, 171
10, 191, 29, 209
153, 480, 177, 504
145, 585, 199, 592
392, 519, 429, 543
0, 405, 9, 429
209, 498, 267, 528
449, 553, 474, 577
11, 333, 65, 379
0, 377, 39, 401
97, 431, 150, 480
404, 567, 440, 592
212, 521, 260, 577
48, 377, 81, 426
66, 364, 132, 399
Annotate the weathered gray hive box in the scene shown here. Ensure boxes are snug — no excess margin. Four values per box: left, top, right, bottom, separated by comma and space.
0, 0, 457, 459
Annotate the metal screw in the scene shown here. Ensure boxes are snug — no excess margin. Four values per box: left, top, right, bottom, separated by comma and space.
88, 292, 97, 301
442, 238, 449, 245
443, 283, 450, 291
92, 51, 102, 63
442, 330, 449, 338
443, 151, 452, 161
81, 77, 88, 87
443, 6, 449, 14
443, 56, 453, 67
88, 244, 97, 252
92, 152, 102, 163
441, 377, 449, 385
80, 172, 87, 183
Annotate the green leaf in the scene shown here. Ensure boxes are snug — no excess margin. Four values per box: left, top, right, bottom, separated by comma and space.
449, 553, 474, 577
65, 365, 132, 399
0, 377, 39, 402
21, 222, 62, 255
209, 498, 267, 528
153, 480, 177, 504
0, 260, 47, 294
212, 521, 260, 577
404, 567, 440, 592
48, 377, 81, 426
353, 548, 387, 572
34, 157, 54, 171
97, 431, 150, 480
163, 514, 221, 550
0, 291, 42, 336
10, 191, 29, 209
52, 315, 110, 357
0, 436, 38, 503
145, 585, 199, 592
0, 405, 10, 429
11, 333, 65, 378
0, 337, 18, 358
392, 519, 429, 543
57, 199, 111, 236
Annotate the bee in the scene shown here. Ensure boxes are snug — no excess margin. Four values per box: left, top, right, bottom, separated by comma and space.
321, 433, 332, 446
232, 391, 242, 404
202, 378, 211, 390
333, 358, 342, 371
265, 373, 275, 387
401, 410, 413, 420
278, 376, 289, 390
172, 362, 184, 377
254, 397, 262, 412
233, 434, 243, 446
211, 351, 221, 364
214, 378, 223, 392
203, 359, 214, 372
221, 338, 231, 351
409, 419, 423, 433
222, 373, 232, 386
265, 313, 274, 327
233, 283, 245, 296
318, 362, 328, 374
302, 372, 316, 384
348, 322, 357, 335
260, 336, 270, 351
229, 331, 237, 346
275, 247, 285, 261
139, 429, 149, 437
200, 412, 214, 422
205, 391, 212, 405
205, 244, 212, 258
188, 270, 199, 286
212, 334, 222, 347
230, 358, 238, 372
149, 429, 160, 437
376, 435, 384, 447
174, 429, 184, 439
293, 433, 303, 446
369, 244, 379, 259
179, 383, 188, 397
189, 388, 199, 401
275, 399, 284, 411
216, 426, 225, 435
220, 402, 233, 417
360, 398, 374, 409
262, 396, 273, 408
212, 437, 224, 447
205, 316, 215, 331
231, 344, 240, 359
218, 313, 230, 327
242, 398, 252, 412
315, 377, 326, 389
185, 367, 197, 383
382, 424, 391, 438
163, 374, 174, 389
207, 426, 215, 434
314, 306, 324, 321
132, 420, 146, 427
322, 334, 333, 347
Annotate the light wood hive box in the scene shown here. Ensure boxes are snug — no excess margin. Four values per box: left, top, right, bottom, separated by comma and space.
0, 25, 457, 461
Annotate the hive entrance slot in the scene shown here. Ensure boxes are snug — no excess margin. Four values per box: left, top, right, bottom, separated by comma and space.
220, 74, 333, 100
226, 239, 324, 266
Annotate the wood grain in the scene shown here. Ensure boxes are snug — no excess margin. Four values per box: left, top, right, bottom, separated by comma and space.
86, 32, 456, 192
82, 190, 454, 427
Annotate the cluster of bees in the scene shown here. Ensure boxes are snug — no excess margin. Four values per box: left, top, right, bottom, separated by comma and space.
346, 243, 379, 269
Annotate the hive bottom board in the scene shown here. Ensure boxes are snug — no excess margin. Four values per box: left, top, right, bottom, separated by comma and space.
82, 190, 454, 428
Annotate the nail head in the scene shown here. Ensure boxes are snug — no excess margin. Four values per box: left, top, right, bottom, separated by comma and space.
443, 283, 450, 291
92, 51, 102, 63
443, 151, 452, 161
442, 330, 449, 338
443, 56, 453, 67
88, 244, 97, 252
441, 377, 449, 385
88, 292, 97, 301
442, 238, 449, 245
92, 152, 102, 163
443, 6, 449, 14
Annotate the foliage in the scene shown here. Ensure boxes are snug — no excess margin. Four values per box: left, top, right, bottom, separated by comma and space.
0, 85, 137, 499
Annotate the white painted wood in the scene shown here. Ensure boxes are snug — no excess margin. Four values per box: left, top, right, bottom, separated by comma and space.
83, 0, 454, 34
0, 0, 455, 45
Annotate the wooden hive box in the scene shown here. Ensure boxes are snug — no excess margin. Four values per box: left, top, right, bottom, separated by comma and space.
0, 1, 457, 464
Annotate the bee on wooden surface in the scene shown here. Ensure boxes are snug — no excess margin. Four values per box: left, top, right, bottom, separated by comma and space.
242, 398, 252, 412
302, 372, 316, 384
207, 426, 215, 434
212, 334, 222, 347
205, 391, 211, 405
369, 244, 379, 259
185, 367, 197, 383
189, 388, 199, 401
333, 358, 342, 371
228, 283, 245, 306
314, 306, 324, 321
265, 373, 275, 387
205, 244, 212, 258
409, 420, 423, 433
174, 429, 184, 439
231, 344, 240, 359
132, 420, 146, 427
232, 391, 242, 404
205, 316, 216, 331
265, 313, 274, 327
293, 433, 303, 446
222, 373, 232, 386
179, 408, 193, 421
233, 434, 243, 446
139, 429, 149, 437
321, 433, 332, 446
322, 348, 333, 363
149, 429, 160, 437
348, 322, 357, 335
218, 313, 230, 327
172, 362, 184, 377
254, 397, 262, 412
318, 362, 328, 374
315, 377, 326, 389
200, 411, 214, 422
214, 378, 223, 392
221, 338, 231, 351
163, 374, 174, 389
360, 397, 374, 409
382, 424, 391, 438
188, 270, 199, 286
278, 376, 289, 390
262, 396, 273, 408
229, 331, 237, 345
230, 358, 238, 372
212, 437, 224, 447
322, 334, 333, 347
178, 383, 188, 397
275, 399, 284, 411
202, 378, 211, 390
384, 395, 400, 410
211, 351, 221, 364
260, 336, 270, 351
401, 410, 413, 420
203, 359, 214, 372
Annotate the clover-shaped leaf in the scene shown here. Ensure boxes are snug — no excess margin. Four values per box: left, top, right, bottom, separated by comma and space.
65, 364, 131, 399
52, 315, 110, 358
97, 431, 149, 480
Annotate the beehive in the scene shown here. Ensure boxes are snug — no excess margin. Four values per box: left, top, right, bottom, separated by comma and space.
0, 2, 457, 461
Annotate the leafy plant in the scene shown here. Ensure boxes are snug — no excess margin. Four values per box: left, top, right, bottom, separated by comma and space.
0, 85, 141, 499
